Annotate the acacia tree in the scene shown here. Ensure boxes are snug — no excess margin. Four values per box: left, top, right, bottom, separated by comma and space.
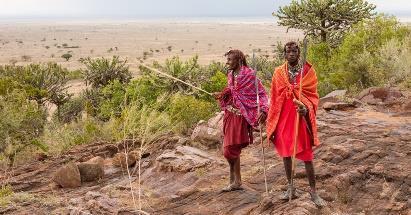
61, 53, 72, 61
273, 0, 376, 43
24, 63, 71, 108
0, 63, 71, 109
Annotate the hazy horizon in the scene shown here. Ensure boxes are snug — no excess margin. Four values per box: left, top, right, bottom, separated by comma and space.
0, 0, 410, 20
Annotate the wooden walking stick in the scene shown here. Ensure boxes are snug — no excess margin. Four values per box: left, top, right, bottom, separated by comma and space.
289, 38, 308, 202
252, 51, 269, 195
139, 63, 213, 96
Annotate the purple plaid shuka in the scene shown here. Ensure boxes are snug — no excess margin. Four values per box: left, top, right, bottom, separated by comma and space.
219, 66, 269, 127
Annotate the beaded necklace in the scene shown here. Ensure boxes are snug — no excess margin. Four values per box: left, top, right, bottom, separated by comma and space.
288, 63, 302, 84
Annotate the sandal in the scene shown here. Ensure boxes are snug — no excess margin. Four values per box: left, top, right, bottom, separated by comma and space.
279, 185, 299, 200
221, 184, 243, 192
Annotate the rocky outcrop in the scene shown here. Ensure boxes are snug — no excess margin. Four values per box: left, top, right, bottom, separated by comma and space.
3, 102, 411, 215
357, 87, 403, 105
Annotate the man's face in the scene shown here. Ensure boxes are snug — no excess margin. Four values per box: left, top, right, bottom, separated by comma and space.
226, 53, 239, 71
285, 45, 300, 64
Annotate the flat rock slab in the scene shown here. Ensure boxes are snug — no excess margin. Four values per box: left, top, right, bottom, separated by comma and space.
155, 145, 217, 172
322, 102, 356, 111
69, 191, 118, 215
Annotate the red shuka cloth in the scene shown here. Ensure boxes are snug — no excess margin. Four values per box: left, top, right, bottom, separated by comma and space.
223, 110, 251, 160
221, 90, 253, 160
274, 97, 313, 161
267, 62, 320, 161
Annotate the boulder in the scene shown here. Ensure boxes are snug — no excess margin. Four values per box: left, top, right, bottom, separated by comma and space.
35, 152, 48, 161
77, 162, 104, 182
76, 156, 105, 182
319, 90, 347, 107
112, 151, 138, 168
207, 111, 224, 128
191, 122, 221, 146
52, 162, 81, 188
191, 112, 223, 147
87, 156, 105, 166
155, 145, 216, 172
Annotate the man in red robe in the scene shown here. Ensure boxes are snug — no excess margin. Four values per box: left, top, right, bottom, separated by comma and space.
215, 49, 268, 192
266, 42, 326, 207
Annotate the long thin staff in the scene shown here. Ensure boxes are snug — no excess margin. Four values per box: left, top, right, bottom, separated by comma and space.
252, 51, 268, 195
139, 63, 213, 96
289, 38, 308, 202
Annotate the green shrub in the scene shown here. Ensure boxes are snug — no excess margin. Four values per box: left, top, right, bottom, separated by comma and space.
139, 57, 228, 103
98, 80, 127, 121
53, 97, 85, 123
139, 56, 211, 96
333, 15, 409, 89
202, 70, 227, 93
162, 55, 202, 92
251, 55, 279, 86
80, 56, 131, 88
0, 184, 13, 206
168, 94, 217, 134
201, 70, 227, 101
204, 61, 226, 76
307, 15, 410, 96
81, 88, 107, 119
0, 77, 19, 96
120, 103, 173, 146
0, 185, 13, 198
80, 78, 165, 122
126, 78, 165, 106
67, 69, 84, 80
374, 38, 411, 86
0, 90, 47, 165
80, 79, 163, 122
44, 118, 115, 154
307, 42, 335, 96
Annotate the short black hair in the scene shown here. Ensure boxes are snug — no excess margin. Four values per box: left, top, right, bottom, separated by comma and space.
283, 41, 300, 54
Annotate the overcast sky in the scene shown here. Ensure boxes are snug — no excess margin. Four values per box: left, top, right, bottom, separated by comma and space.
0, 0, 409, 18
